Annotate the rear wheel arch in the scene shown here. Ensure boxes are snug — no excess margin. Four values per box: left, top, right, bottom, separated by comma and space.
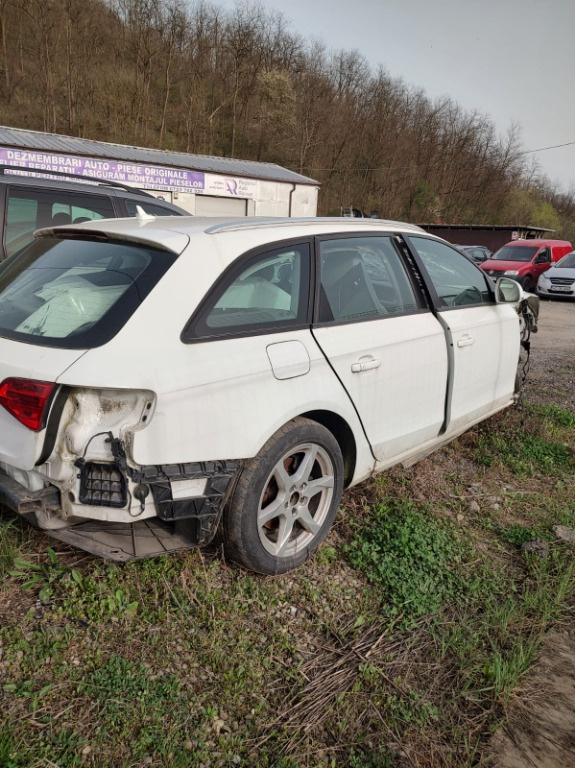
299, 409, 356, 487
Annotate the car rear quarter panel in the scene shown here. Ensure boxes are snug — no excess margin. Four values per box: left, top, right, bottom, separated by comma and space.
0, 337, 86, 468
60, 327, 374, 482
55, 236, 375, 483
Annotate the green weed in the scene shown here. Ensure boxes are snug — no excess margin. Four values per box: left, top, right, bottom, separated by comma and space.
500, 523, 548, 548
0, 515, 29, 576
475, 431, 573, 475
346, 499, 467, 618
348, 747, 395, 767
527, 403, 575, 430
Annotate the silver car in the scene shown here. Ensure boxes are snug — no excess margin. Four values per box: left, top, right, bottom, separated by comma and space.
537, 251, 575, 299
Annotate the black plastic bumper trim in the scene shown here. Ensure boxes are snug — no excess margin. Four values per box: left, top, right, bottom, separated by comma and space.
0, 467, 60, 515
131, 460, 240, 547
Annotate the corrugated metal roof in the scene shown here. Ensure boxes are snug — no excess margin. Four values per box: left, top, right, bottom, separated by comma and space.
0, 125, 319, 186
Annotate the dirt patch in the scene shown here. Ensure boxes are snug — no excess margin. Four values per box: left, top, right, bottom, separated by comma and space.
490, 630, 575, 768
490, 298, 575, 768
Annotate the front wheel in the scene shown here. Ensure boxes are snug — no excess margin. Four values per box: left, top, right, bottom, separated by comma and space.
222, 418, 344, 574
521, 275, 535, 292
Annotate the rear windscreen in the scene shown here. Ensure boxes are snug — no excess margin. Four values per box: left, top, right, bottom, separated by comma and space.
0, 237, 178, 348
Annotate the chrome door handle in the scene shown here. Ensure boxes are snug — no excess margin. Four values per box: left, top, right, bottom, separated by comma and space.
351, 358, 382, 373
457, 335, 475, 348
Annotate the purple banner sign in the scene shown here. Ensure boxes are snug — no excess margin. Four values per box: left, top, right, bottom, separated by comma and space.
0, 148, 205, 193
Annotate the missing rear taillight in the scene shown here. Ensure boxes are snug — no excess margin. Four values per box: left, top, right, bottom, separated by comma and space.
0, 378, 56, 431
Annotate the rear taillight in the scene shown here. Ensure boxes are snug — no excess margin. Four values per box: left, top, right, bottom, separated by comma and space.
0, 378, 56, 431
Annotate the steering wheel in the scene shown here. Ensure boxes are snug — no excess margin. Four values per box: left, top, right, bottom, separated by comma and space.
453, 286, 482, 306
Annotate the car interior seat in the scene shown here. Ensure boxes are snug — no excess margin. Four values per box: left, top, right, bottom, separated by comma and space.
321, 251, 382, 320
51, 212, 72, 226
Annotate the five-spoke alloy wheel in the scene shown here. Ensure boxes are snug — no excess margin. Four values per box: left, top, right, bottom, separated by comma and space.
222, 418, 344, 574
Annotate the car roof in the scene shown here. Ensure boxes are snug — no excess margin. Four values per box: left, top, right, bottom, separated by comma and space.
503, 239, 571, 247
36, 216, 432, 255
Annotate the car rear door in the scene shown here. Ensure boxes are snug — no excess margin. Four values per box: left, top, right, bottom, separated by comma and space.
406, 236, 520, 435
311, 234, 448, 464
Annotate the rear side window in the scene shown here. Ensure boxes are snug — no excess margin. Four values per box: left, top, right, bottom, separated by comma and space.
186, 242, 310, 340
4, 186, 115, 259
0, 237, 177, 348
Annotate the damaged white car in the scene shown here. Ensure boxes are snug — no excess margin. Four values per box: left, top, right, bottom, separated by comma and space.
0, 216, 538, 573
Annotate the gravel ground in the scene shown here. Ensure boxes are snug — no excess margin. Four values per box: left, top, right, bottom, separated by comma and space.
521, 297, 575, 411
491, 296, 575, 768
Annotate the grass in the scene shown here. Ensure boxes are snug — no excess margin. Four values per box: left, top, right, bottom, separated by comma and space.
0, 401, 574, 767
346, 499, 468, 620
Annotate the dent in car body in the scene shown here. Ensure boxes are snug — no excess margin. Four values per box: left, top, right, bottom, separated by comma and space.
4, 386, 240, 549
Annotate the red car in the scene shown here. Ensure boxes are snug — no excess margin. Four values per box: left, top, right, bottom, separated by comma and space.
480, 239, 572, 291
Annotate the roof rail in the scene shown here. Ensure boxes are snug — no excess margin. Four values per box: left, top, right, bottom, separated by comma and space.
204, 216, 425, 235
0, 163, 155, 197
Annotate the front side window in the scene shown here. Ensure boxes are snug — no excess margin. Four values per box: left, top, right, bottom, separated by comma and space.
188, 243, 310, 339
318, 236, 419, 322
534, 248, 551, 263
408, 236, 492, 307
0, 237, 177, 348
4, 186, 115, 259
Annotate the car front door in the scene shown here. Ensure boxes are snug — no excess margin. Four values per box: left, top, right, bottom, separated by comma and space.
406, 236, 520, 435
532, 247, 551, 280
311, 234, 448, 464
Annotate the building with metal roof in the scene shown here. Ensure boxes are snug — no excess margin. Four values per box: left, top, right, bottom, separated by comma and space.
418, 223, 554, 251
0, 125, 320, 217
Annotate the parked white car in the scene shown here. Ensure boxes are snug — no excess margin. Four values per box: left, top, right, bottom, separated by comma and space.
536, 250, 575, 299
0, 216, 536, 573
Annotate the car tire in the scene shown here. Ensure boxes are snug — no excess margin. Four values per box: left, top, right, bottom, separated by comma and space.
521, 276, 535, 292
221, 418, 344, 574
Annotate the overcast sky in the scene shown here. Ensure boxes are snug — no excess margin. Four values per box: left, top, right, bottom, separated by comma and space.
213, 0, 575, 192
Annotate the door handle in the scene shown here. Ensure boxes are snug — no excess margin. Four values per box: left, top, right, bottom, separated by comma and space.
351, 358, 382, 373
457, 335, 475, 348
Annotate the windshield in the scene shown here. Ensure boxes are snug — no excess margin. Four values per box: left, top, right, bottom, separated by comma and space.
0, 237, 177, 349
491, 245, 538, 262
556, 252, 575, 268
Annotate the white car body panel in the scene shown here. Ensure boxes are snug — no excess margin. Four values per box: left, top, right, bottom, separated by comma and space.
0, 216, 531, 564
312, 311, 448, 462
0, 336, 86, 468
59, 327, 375, 481
440, 303, 520, 434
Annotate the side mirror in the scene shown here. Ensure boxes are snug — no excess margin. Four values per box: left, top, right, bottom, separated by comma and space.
495, 276, 522, 303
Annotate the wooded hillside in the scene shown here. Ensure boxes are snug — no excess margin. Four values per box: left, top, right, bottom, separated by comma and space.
0, 0, 573, 236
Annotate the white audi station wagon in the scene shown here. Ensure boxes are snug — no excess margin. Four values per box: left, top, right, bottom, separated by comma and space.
0, 216, 536, 573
